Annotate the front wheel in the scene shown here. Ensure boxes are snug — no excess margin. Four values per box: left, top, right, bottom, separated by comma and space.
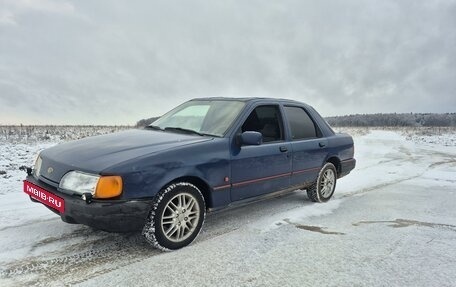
142, 182, 206, 251
307, 162, 337, 202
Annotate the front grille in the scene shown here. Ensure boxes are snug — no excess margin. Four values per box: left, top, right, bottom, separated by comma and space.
38, 175, 59, 188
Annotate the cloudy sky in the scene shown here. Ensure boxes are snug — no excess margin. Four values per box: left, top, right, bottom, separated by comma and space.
0, 0, 455, 125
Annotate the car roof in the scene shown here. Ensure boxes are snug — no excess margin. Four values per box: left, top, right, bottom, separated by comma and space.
189, 97, 308, 106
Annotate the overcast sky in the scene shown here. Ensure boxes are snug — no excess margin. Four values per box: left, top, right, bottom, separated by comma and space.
0, 0, 455, 125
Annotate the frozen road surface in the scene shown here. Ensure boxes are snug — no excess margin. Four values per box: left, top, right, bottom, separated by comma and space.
1, 129, 455, 286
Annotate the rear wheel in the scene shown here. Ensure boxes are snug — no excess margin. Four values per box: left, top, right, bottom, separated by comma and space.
142, 182, 205, 251
307, 162, 337, 202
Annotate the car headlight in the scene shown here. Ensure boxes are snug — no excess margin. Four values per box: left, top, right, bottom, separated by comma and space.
60, 171, 99, 194
34, 154, 42, 179
59, 171, 123, 199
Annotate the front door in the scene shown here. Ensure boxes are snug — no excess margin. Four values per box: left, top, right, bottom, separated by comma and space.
230, 105, 292, 202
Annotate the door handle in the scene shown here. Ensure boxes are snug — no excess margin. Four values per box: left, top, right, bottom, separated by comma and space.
279, 146, 288, 152
319, 142, 326, 148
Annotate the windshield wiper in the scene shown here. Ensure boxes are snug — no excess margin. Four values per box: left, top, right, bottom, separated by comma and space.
163, 127, 218, 137
145, 125, 163, 131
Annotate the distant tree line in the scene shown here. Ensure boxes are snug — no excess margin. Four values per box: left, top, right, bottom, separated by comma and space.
0, 125, 130, 143
137, 113, 456, 128
136, 117, 159, 127
325, 113, 456, 127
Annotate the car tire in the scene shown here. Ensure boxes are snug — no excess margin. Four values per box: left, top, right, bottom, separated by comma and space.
307, 162, 337, 203
142, 182, 206, 251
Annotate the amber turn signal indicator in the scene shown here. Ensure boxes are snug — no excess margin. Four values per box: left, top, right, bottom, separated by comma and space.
95, 176, 123, 198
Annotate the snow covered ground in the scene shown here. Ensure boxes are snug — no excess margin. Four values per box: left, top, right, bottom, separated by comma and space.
0, 128, 455, 286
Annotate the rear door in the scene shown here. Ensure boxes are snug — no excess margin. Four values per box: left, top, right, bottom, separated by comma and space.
283, 106, 329, 187
230, 105, 292, 201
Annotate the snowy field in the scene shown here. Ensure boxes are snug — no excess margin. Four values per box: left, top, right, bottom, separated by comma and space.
0, 127, 455, 286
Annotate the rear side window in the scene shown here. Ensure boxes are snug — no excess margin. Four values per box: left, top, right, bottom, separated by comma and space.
284, 106, 318, 140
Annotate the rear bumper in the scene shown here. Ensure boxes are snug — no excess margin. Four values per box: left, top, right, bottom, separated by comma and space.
25, 176, 152, 233
339, 158, 356, 178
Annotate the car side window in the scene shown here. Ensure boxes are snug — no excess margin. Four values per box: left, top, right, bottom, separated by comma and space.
284, 106, 320, 140
241, 105, 284, 143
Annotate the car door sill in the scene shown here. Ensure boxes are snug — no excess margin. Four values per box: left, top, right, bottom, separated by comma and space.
207, 184, 308, 214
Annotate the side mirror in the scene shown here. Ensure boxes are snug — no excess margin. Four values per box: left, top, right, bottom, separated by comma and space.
240, 131, 263, 146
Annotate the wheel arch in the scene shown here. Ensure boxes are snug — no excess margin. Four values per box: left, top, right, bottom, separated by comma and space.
166, 176, 212, 209
326, 156, 341, 176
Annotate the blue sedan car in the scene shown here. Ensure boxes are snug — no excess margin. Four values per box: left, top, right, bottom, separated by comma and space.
24, 98, 355, 250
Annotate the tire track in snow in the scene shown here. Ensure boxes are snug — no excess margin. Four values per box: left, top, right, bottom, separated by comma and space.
353, 218, 456, 231
338, 173, 423, 199
0, 193, 303, 286
0, 230, 159, 286
338, 146, 456, 200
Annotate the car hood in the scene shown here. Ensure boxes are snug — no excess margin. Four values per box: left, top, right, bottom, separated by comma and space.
39, 129, 212, 183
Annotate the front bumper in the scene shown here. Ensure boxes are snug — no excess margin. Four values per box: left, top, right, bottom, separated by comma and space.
25, 176, 153, 233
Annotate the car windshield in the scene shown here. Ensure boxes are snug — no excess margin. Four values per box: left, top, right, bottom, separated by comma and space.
150, 100, 245, 137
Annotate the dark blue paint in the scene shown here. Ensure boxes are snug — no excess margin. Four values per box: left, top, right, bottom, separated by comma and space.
36, 98, 356, 212
290, 138, 327, 186
230, 141, 292, 201
240, 131, 263, 146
